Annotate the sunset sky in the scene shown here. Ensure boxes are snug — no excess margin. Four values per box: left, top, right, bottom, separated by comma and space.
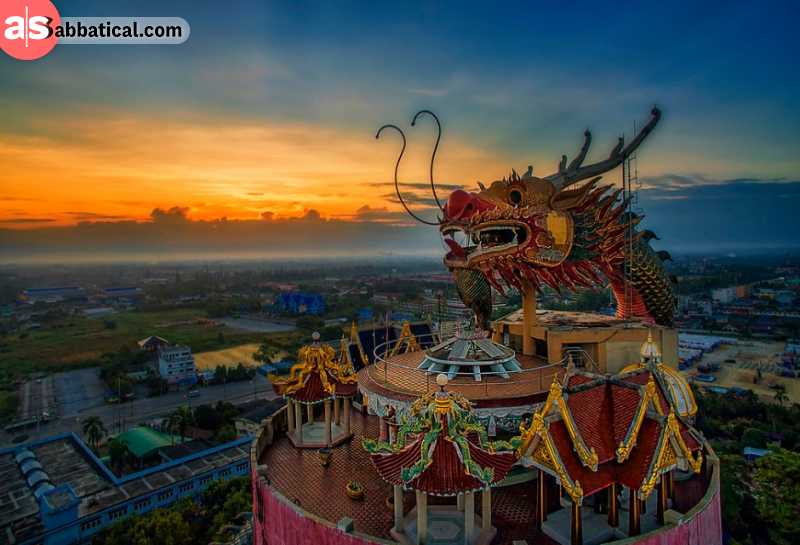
1, 0, 798, 258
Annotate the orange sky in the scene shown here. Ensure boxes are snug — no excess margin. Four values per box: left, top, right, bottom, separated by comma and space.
0, 110, 525, 228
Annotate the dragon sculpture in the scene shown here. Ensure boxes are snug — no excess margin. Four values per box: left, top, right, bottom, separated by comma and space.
377, 107, 677, 328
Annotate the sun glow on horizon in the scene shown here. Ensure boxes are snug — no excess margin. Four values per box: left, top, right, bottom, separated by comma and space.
0, 111, 520, 229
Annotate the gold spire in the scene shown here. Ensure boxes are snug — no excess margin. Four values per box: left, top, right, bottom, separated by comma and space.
640, 330, 662, 362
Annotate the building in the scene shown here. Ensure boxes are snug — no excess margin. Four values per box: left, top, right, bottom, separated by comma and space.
20, 287, 86, 304
711, 287, 736, 304
249, 108, 720, 545
137, 335, 171, 352
102, 287, 144, 304
274, 292, 325, 315
157, 345, 197, 385
252, 333, 721, 545
0, 432, 251, 545
269, 332, 358, 449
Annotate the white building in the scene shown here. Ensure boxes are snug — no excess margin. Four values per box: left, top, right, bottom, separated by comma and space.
157, 345, 197, 385
711, 287, 736, 304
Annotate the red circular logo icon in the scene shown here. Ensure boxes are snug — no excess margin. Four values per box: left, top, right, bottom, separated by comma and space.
0, 0, 59, 61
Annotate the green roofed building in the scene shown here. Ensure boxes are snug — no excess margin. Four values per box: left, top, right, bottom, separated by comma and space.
115, 426, 188, 459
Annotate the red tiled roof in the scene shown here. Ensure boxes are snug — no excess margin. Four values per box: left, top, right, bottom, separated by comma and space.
616, 418, 661, 490
370, 430, 516, 495
549, 421, 614, 496
535, 370, 704, 498
567, 385, 615, 462
274, 367, 357, 403
567, 374, 595, 387
609, 384, 642, 446
371, 440, 423, 485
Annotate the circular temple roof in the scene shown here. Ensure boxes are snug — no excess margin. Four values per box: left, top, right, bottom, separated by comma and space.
418, 332, 522, 382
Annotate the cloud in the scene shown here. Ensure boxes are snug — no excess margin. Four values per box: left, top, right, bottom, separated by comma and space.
0, 218, 55, 224
150, 206, 191, 222
298, 209, 321, 221
370, 181, 464, 192
640, 174, 790, 192
260, 211, 275, 221
382, 192, 441, 208
66, 211, 131, 221
0, 212, 441, 263
637, 179, 800, 253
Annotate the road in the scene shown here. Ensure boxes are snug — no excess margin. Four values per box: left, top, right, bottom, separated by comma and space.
17, 374, 55, 420
3, 372, 279, 446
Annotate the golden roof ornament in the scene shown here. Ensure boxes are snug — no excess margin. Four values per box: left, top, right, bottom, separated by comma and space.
434, 373, 452, 414
640, 330, 661, 363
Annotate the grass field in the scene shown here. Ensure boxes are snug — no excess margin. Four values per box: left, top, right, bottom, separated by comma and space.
0, 308, 296, 386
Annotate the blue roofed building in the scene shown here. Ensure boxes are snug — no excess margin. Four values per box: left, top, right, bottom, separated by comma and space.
274, 292, 324, 315
0, 432, 252, 545
21, 287, 86, 304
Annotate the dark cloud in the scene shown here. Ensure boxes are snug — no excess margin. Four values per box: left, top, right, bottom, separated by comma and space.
0, 218, 55, 224
638, 179, 800, 253
382, 192, 440, 208
0, 210, 441, 262
353, 205, 410, 223
150, 206, 190, 222
304, 209, 321, 221
640, 174, 789, 192
66, 212, 130, 221
260, 211, 275, 221
370, 181, 463, 192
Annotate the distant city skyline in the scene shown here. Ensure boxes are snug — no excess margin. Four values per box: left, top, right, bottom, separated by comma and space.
1, 0, 798, 258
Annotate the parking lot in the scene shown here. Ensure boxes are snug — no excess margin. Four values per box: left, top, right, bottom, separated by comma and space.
53, 367, 108, 418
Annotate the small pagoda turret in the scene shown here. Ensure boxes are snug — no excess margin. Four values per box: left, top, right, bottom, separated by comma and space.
364, 374, 518, 545
270, 332, 358, 448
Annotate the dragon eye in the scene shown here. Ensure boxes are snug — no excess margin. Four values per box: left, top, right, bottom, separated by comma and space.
509, 189, 523, 205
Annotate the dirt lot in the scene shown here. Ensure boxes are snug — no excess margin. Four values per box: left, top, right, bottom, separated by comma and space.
686, 339, 799, 403
194, 344, 291, 371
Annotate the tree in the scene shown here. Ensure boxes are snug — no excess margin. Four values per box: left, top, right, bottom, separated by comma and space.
742, 427, 766, 449
102, 507, 193, 545
719, 453, 754, 542
252, 341, 276, 365
169, 406, 194, 443
295, 315, 324, 331
775, 385, 789, 407
752, 448, 800, 545
107, 437, 128, 473
194, 404, 223, 431
82, 416, 106, 452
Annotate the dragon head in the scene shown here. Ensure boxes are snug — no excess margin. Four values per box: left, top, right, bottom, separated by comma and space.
441, 175, 575, 278
439, 107, 661, 295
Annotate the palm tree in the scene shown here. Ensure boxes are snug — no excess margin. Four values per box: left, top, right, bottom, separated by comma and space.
170, 406, 195, 444
82, 416, 106, 452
